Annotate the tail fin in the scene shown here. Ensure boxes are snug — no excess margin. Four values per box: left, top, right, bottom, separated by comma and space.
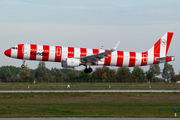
148, 32, 174, 57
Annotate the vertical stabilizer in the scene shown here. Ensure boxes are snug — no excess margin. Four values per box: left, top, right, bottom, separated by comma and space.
148, 32, 173, 57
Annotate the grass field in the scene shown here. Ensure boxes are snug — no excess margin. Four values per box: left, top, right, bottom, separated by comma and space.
0, 83, 179, 117
0, 82, 179, 90
0, 92, 180, 117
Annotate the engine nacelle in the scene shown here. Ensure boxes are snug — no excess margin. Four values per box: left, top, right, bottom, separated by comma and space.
61, 58, 80, 68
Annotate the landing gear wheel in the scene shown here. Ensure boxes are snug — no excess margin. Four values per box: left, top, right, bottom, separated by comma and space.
84, 67, 93, 73
84, 68, 89, 73
21, 64, 25, 68
89, 68, 93, 73
21, 60, 26, 69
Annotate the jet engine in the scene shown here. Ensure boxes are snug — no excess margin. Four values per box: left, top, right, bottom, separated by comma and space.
61, 58, 80, 68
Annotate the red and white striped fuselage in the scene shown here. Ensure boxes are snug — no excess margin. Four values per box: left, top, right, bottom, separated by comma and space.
4, 32, 175, 71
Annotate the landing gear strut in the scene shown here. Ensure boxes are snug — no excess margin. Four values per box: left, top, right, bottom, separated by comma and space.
84, 66, 93, 73
21, 60, 25, 68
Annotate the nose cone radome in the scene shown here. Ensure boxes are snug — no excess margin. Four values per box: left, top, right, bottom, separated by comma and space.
4, 49, 11, 57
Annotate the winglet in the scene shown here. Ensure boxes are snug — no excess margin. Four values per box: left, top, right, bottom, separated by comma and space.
100, 46, 103, 49
112, 41, 120, 51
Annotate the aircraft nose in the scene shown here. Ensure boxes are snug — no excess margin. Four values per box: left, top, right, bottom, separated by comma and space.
4, 49, 11, 57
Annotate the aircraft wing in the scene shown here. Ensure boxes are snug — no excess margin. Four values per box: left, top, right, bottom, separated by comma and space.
79, 41, 120, 64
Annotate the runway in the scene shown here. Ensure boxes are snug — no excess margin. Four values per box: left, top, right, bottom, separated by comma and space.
0, 90, 180, 93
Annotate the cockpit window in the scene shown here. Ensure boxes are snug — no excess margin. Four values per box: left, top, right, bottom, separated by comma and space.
10, 47, 17, 49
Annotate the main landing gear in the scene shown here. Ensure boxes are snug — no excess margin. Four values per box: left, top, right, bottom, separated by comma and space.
21, 60, 26, 68
84, 66, 93, 73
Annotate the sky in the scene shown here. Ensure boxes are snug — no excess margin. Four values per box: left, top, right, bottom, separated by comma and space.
0, 0, 180, 74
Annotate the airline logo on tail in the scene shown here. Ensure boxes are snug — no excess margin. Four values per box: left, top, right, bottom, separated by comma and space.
161, 39, 166, 46
4, 32, 175, 73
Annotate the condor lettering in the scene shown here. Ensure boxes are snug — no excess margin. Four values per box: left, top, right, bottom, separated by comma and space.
31, 52, 49, 56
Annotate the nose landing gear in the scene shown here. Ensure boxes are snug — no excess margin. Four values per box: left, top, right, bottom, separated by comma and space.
21, 60, 26, 68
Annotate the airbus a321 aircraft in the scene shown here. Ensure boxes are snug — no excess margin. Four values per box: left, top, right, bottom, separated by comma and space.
4, 32, 175, 73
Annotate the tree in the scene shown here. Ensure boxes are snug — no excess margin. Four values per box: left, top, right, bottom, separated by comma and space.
146, 71, 153, 81
29, 69, 35, 82
19, 65, 29, 82
174, 72, 180, 82
79, 70, 91, 82
67, 68, 79, 82
102, 66, 110, 79
35, 61, 48, 82
162, 63, 175, 81
129, 75, 136, 83
6, 68, 12, 82
116, 67, 131, 82
0, 66, 19, 78
148, 64, 161, 80
102, 72, 107, 83
50, 68, 63, 82
109, 69, 116, 82
92, 67, 104, 80
132, 67, 144, 82
61, 68, 72, 75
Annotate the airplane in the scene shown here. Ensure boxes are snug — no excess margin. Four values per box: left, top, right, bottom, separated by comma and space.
4, 32, 175, 73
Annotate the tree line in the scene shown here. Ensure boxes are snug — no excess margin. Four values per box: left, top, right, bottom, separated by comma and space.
0, 61, 179, 83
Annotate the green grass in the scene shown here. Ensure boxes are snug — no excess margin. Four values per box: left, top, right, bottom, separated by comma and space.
0, 82, 179, 117
0, 103, 179, 118
0, 82, 180, 90
0, 92, 180, 117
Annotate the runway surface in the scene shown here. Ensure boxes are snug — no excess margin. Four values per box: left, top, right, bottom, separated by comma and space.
0, 118, 179, 120
0, 90, 180, 92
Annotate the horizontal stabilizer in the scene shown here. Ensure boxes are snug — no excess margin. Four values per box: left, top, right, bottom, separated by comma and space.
155, 56, 175, 61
